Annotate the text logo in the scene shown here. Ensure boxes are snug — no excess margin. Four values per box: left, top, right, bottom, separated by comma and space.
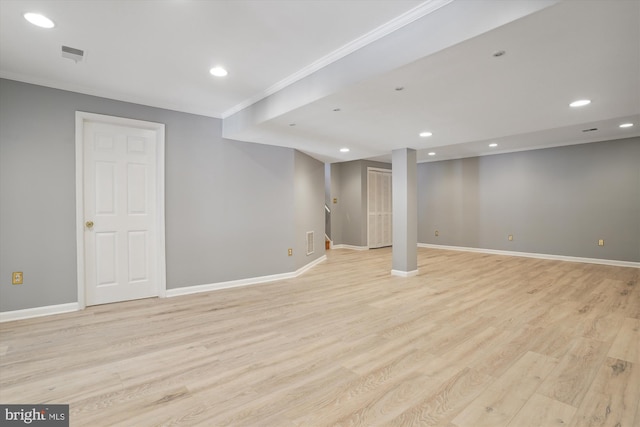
1, 405, 69, 426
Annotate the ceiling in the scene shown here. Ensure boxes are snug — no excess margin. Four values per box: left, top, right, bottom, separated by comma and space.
1, 0, 638, 163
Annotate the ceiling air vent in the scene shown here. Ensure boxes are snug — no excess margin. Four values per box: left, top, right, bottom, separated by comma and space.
61, 45, 84, 63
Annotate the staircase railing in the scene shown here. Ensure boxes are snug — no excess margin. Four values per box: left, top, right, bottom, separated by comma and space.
324, 204, 331, 245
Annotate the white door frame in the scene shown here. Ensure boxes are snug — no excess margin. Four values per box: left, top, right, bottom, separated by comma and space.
75, 112, 166, 309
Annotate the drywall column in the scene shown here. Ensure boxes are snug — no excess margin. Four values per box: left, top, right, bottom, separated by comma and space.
391, 148, 418, 276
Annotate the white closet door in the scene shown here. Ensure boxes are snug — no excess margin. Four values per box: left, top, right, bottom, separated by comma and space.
381, 172, 392, 246
368, 169, 392, 248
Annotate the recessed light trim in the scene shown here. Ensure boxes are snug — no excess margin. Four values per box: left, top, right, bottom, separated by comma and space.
619, 123, 634, 128
428, 152, 436, 156
569, 99, 591, 107
209, 66, 228, 77
340, 148, 350, 153
419, 132, 433, 138
489, 143, 498, 147
24, 12, 55, 28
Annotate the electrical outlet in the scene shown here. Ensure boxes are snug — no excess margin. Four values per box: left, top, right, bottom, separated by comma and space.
508, 234, 513, 241
12, 272, 23, 285
288, 248, 293, 256
435, 230, 439, 237
598, 239, 604, 246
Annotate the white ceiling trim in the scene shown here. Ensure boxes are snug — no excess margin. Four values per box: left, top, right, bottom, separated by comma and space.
221, 0, 453, 119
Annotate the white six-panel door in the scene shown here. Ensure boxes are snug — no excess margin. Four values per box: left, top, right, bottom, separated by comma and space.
367, 168, 392, 249
81, 118, 162, 306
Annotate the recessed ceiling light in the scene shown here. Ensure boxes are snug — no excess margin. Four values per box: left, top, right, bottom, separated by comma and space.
489, 143, 498, 147
419, 132, 433, 137
289, 123, 296, 127
569, 99, 591, 107
619, 123, 634, 128
24, 12, 55, 28
340, 148, 350, 153
428, 152, 436, 156
395, 86, 404, 91
492, 50, 506, 57
209, 66, 228, 77
333, 108, 341, 112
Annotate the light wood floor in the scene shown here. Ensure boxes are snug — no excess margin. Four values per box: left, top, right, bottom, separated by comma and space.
1, 248, 638, 426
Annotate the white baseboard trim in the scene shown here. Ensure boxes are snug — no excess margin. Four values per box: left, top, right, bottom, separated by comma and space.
332, 244, 369, 251
166, 255, 327, 298
165, 273, 292, 297
418, 243, 640, 268
296, 254, 327, 276
391, 269, 419, 277
0, 257, 329, 321
0, 302, 79, 323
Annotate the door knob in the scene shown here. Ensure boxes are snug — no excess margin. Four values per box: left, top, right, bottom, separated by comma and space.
85, 221, 94, 229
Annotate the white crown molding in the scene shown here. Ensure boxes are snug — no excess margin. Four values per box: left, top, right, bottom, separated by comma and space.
221, 0, 454, 118
418, 243, 640, 268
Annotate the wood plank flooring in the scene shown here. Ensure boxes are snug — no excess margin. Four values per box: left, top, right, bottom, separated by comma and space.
1, 248, 638, 426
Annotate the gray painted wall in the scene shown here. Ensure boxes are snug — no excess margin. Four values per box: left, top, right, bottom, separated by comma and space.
417, 138, 640, 262
335, 160, 363, 246
0, 79, 323, 312
330, 159, 391, 247
324, 162, 332, 239
328, 162, 342, 244
167, 139, 295, 285
294, 151, 326, 269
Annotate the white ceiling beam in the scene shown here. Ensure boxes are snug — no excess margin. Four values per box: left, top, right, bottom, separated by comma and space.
222, 0, 560, 145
